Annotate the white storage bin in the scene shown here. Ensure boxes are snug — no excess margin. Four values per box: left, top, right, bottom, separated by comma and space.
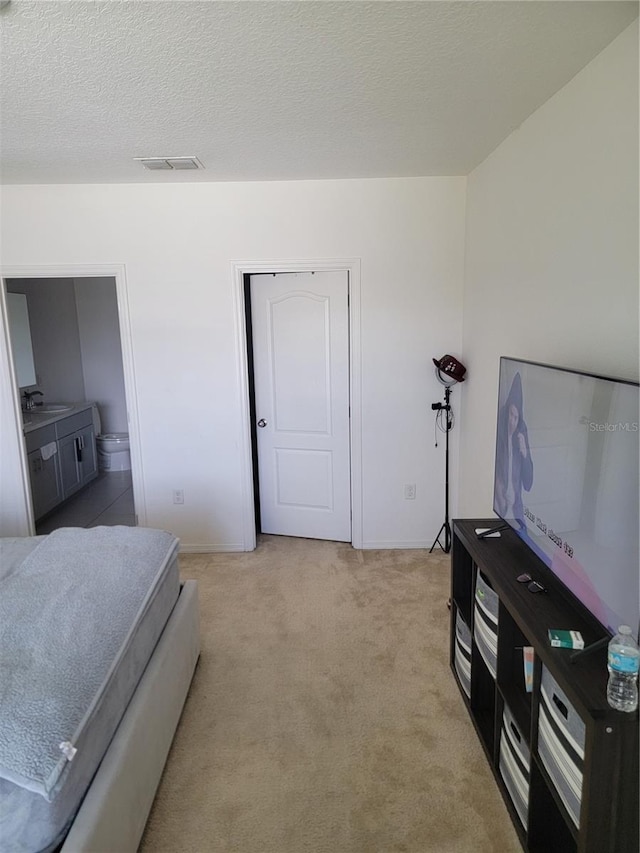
499, 703, 531, 828
454, 610, 472, 698
537, 665, 586, 828
474, 571, 499, 679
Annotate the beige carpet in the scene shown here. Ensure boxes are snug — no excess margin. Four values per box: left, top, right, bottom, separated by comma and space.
139, 535, 521, 853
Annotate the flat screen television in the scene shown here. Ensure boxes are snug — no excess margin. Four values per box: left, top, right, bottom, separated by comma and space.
492, 357, 639, 638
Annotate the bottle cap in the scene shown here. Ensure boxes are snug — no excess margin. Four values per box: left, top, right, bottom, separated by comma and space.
618, 625, 632, 634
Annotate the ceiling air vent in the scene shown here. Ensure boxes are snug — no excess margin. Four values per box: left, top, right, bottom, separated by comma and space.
135, 157, 204, 171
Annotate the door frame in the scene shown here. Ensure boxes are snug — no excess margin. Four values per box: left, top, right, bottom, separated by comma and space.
232, 258, 363, 550
0, 263, 146, 534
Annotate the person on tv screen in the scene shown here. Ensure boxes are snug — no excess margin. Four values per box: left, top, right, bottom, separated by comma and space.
495, 372, 533, 527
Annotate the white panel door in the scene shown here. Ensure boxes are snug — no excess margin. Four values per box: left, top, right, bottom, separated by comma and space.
250, 271, 351, 541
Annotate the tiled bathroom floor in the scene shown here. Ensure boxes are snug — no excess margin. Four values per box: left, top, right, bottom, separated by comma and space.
36, 470, 135, 535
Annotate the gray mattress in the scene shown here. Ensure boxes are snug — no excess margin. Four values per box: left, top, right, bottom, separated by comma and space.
0, 528, 180, 853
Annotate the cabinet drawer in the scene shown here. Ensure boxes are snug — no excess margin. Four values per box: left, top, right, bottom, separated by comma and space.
25, 423, 57, 454
537, 665, 586, 829
55, 408, 93, 439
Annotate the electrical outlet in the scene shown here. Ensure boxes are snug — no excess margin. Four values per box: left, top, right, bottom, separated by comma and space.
404, 484, 416, 500
173, 489, 184, 505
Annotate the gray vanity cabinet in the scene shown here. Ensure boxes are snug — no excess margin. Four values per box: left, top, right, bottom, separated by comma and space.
25, 423, 62, 520
57, 411, 98, 500
77, 423, 98, 486
25, 406, 98, 519
58, 433, 83, 499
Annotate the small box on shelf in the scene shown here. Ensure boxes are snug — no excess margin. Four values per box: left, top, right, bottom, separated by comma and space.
523, 646, 534, 693
548, 629, 584, 650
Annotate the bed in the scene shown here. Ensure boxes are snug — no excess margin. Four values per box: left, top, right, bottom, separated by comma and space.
0, 526, 200, 853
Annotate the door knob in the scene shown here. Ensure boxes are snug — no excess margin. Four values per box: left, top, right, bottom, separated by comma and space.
257, 419, 267, 428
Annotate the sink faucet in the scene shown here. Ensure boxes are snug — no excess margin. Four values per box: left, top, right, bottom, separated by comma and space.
23, 390, 43, 411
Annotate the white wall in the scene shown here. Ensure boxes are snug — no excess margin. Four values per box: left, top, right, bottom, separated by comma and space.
0, 178, 466, 547
459, 22, 639, 518
75, 277, 128, 434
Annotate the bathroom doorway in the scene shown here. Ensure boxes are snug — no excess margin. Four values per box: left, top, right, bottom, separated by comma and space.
1, 266, 144, 535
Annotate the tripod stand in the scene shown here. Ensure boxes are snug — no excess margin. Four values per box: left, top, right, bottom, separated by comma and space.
430, 384, 453, 554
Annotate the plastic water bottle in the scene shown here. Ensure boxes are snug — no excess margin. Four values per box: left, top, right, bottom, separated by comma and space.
607, 626, 639, 713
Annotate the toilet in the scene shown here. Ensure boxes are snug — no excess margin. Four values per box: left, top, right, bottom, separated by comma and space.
97, 433, 131, 472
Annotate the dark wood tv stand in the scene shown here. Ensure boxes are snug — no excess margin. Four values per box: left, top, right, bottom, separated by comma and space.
450, 519, 639, 853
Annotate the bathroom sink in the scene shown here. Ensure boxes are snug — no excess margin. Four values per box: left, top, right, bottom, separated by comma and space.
33, 404, 73, 414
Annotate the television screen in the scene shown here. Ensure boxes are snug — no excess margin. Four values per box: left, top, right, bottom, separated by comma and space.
493, 357, 639, 636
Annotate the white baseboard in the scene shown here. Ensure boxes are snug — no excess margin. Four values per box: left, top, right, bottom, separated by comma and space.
179, 543, 248, 553
180, 540, 449, 553
360, 539, 444, 550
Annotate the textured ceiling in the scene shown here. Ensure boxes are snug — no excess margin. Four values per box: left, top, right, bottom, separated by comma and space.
0, 1, 637, 184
